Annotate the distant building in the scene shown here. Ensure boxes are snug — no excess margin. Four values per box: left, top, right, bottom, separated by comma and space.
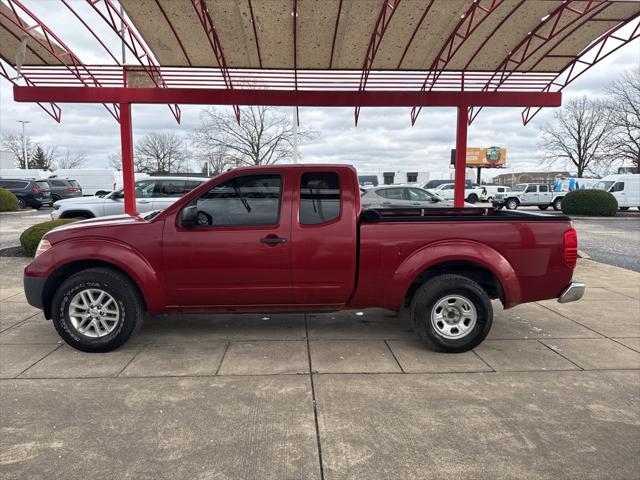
491, 171, 571, 187
358, 171, 432, 186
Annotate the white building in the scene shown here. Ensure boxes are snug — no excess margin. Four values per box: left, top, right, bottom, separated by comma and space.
358, 168, 476, 187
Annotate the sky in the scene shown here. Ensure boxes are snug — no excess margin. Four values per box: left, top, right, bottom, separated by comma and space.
0, 1, 638, 181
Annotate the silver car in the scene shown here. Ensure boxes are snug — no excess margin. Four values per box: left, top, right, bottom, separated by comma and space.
51, 176, 208, 219
361, 185, 453, 209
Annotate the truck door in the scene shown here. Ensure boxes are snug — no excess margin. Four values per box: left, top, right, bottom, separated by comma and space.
521, 185, 538, 205
538, 184, 552, 205
162, 172, 293, 307
291, 169, 358, 307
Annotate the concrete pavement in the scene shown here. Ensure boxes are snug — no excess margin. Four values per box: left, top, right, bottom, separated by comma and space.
1, 257, 639, 479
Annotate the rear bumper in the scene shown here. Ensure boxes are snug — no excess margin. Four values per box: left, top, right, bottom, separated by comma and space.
24, 275, 46, 310
558, 282, 585, 304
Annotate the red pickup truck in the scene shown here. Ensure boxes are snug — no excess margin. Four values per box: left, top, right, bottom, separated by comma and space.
24, 165, 584, 353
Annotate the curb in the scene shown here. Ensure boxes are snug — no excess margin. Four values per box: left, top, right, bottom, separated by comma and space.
577, 250, 591, 260
0, 209, 38, 216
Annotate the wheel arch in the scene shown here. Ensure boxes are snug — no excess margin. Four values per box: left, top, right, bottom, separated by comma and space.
384, 240, 521, 311
33, 239, 165, 319
59, 210, 95, 219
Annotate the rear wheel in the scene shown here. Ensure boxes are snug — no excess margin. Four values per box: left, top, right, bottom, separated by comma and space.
467, 194, 478, 204
411, 274, 493, 353
553, 198, 563, 211
17, 197, 26, 209
505, 198, 519, 210
538, 205, 549, 210
51, 267, 144, 352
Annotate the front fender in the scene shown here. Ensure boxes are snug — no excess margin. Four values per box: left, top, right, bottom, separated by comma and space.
384, 240, 521, 310
25, 238, 165, 315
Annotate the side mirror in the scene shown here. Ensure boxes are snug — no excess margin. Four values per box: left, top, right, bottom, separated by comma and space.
112, 191, 124, 199
180, 205, 198, 228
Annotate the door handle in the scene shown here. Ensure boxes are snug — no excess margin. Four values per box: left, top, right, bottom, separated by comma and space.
412, 202, 421, 205
260, 235, 287, 245
138, 200, 151, 204
381, 202, 391, 205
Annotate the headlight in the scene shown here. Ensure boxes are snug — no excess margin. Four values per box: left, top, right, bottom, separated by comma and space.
35, 239, 52, 258
53, 204, 60, 210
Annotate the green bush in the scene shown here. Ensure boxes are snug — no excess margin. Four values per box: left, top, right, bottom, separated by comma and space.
0, 188, 19, 212
561, 189, 618, 217
20, 219, 79, 256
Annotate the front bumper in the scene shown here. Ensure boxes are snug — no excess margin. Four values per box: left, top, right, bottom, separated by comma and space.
24, 275, 46, 310
492, 199, 505, 208
558, 282, 585, 304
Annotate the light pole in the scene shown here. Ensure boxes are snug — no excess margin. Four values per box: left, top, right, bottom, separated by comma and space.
17, 120, 31, 171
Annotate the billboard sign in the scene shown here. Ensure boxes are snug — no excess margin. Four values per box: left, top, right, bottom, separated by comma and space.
450, 147, 507, 168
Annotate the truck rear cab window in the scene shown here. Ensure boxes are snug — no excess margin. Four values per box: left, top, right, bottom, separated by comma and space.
539, 185, 549, 192
197, 174, 281, 226
300, 172, 340, 225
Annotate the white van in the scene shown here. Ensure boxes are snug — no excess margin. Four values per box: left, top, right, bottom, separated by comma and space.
595, 174, 640, 210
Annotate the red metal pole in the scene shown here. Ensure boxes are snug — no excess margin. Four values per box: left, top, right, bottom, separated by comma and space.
119, 103, 137, 216
454, 105, 468, 208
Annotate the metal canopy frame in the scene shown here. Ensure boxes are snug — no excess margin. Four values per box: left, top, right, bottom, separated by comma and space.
3, 0, 639, 214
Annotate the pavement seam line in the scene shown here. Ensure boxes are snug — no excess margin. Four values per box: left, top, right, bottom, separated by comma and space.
536, 302, 607, 338
383, 339, 405, 374
536, 339, 584, 370
14, 343, 63, 378
116, 344, 148, 377
471, 349, 496, 372
609, 338, 640, 354
215, 341, 231, 375
305, 313, 326, 480
0, 311, 42, 334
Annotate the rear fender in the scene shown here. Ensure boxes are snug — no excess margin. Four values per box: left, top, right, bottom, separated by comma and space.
26, 238, 165, 315
384, 240, 521, 310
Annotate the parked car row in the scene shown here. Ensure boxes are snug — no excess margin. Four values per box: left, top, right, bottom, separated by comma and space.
50, 176, 208, 219
0, 178, 54, 209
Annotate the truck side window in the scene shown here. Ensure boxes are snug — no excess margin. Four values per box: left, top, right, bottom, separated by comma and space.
525, 185, 537, 193
539, 185, 548, 192
300, 172, 340, 225
611, 182, 624, 192
196, 174, 281, 226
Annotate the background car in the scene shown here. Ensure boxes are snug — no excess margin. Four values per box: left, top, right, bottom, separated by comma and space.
46, 178, 83, 202
0, 178, 52, 209
361, 185, 454, 209
425, 183, 484, 203
51, 176, 208, 219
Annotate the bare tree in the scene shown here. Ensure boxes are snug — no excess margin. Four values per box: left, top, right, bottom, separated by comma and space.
540, 97, 611, 177
55, 149, 87, 169
135, 132, 188, 174
2, 133, 34, 168
198, 145, 232, 176
605, 67, 640, 170
192, 106, 313, 166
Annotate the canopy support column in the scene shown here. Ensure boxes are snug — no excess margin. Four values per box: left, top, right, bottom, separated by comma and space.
454, 105, 468, 208
119, 103, 137, 216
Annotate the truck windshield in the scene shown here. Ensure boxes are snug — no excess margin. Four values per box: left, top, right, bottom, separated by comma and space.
512, 184, 527, 192
595, 181, 614, 191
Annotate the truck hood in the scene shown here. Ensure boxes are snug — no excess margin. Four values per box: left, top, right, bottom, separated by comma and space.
45, 214, 149, 243
54, 195, 108, 207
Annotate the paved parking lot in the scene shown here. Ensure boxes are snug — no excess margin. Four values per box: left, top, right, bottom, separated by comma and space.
1, 256, 638, 479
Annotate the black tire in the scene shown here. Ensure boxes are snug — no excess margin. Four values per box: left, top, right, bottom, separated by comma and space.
61, 211, 93, 220
51, 194, 61, 202
33, 204, 41, 210
17, 197, 26, 209
538, 205, 549, 210
552, 198, 562, 211
467, 194, 478, 204
51, 267, 144, 352
619, 207, 629, 211
505, 198, 519, 210
411, 274, 493, 353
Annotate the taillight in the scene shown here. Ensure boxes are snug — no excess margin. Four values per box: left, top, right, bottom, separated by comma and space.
32, 185, 42, 193
564, 229, 578, 268
67, 188, 78, 192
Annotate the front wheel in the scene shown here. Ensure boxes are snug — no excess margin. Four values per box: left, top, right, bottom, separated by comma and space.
51, 267, 144, 352
411, 274, 493, 353
553, 198, 563, 211
505, 199, 518, 210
